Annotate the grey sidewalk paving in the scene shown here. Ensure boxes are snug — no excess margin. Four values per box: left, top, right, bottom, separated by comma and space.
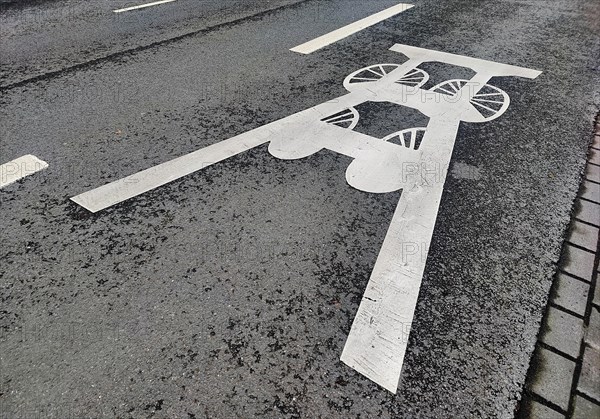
517, 119, 600, 418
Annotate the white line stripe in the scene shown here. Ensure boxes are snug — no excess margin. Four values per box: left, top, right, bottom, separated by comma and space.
70, 125, 277, 212
290, 3, 414, 54
0, 155, 48, 189
113, 0, 176, 13
340, 120, 460, 393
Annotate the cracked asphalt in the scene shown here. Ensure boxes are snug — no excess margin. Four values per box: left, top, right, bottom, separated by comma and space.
1, 0, 599, 417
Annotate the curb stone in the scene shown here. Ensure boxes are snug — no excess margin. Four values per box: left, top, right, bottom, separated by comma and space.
516, 115, 600, 418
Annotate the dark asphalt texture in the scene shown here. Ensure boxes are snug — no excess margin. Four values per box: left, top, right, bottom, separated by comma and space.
1, 0, 600, 417
0, 0, 304, 87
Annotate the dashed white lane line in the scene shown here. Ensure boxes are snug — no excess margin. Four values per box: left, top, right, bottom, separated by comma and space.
0, 155, 48, 189
113, 0, 177, 13
290, 3, 414, 54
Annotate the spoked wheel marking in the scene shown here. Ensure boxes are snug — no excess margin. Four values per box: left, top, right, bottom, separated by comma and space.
431, 79, 510, 121
321, 107, 359, 130
382, 127, 427, 150
343, 64, 429, 90
393, 69, 429, 87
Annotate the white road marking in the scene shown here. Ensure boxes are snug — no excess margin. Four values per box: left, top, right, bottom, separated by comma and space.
339, 45, 541, 393
113, 0, 176, 13
0, 155, 48, 189
71, 43, 541, 393
290, 3, 414, 54
71, 129, 274, 212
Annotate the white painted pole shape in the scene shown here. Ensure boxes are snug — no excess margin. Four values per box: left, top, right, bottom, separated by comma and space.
339, 119, 461, 392
71, 44, 541, 393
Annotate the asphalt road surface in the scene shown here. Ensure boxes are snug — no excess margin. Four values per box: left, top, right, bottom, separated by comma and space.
1, 0, 599, 417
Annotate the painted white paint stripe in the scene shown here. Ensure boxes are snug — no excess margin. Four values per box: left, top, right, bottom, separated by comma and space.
340, 120, 460, 393
0, 155, 48, 189
290, 3, 414, 54
70, 126, 277, 212
113, 0, 176, 13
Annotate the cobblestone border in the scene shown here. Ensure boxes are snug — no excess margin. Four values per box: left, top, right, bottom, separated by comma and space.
516, 116, 600, 418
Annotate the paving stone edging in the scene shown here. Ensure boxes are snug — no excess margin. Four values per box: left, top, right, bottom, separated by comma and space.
516, 116, 600, 419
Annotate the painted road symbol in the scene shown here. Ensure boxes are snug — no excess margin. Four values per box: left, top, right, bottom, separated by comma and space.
71, 44, 542, 393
